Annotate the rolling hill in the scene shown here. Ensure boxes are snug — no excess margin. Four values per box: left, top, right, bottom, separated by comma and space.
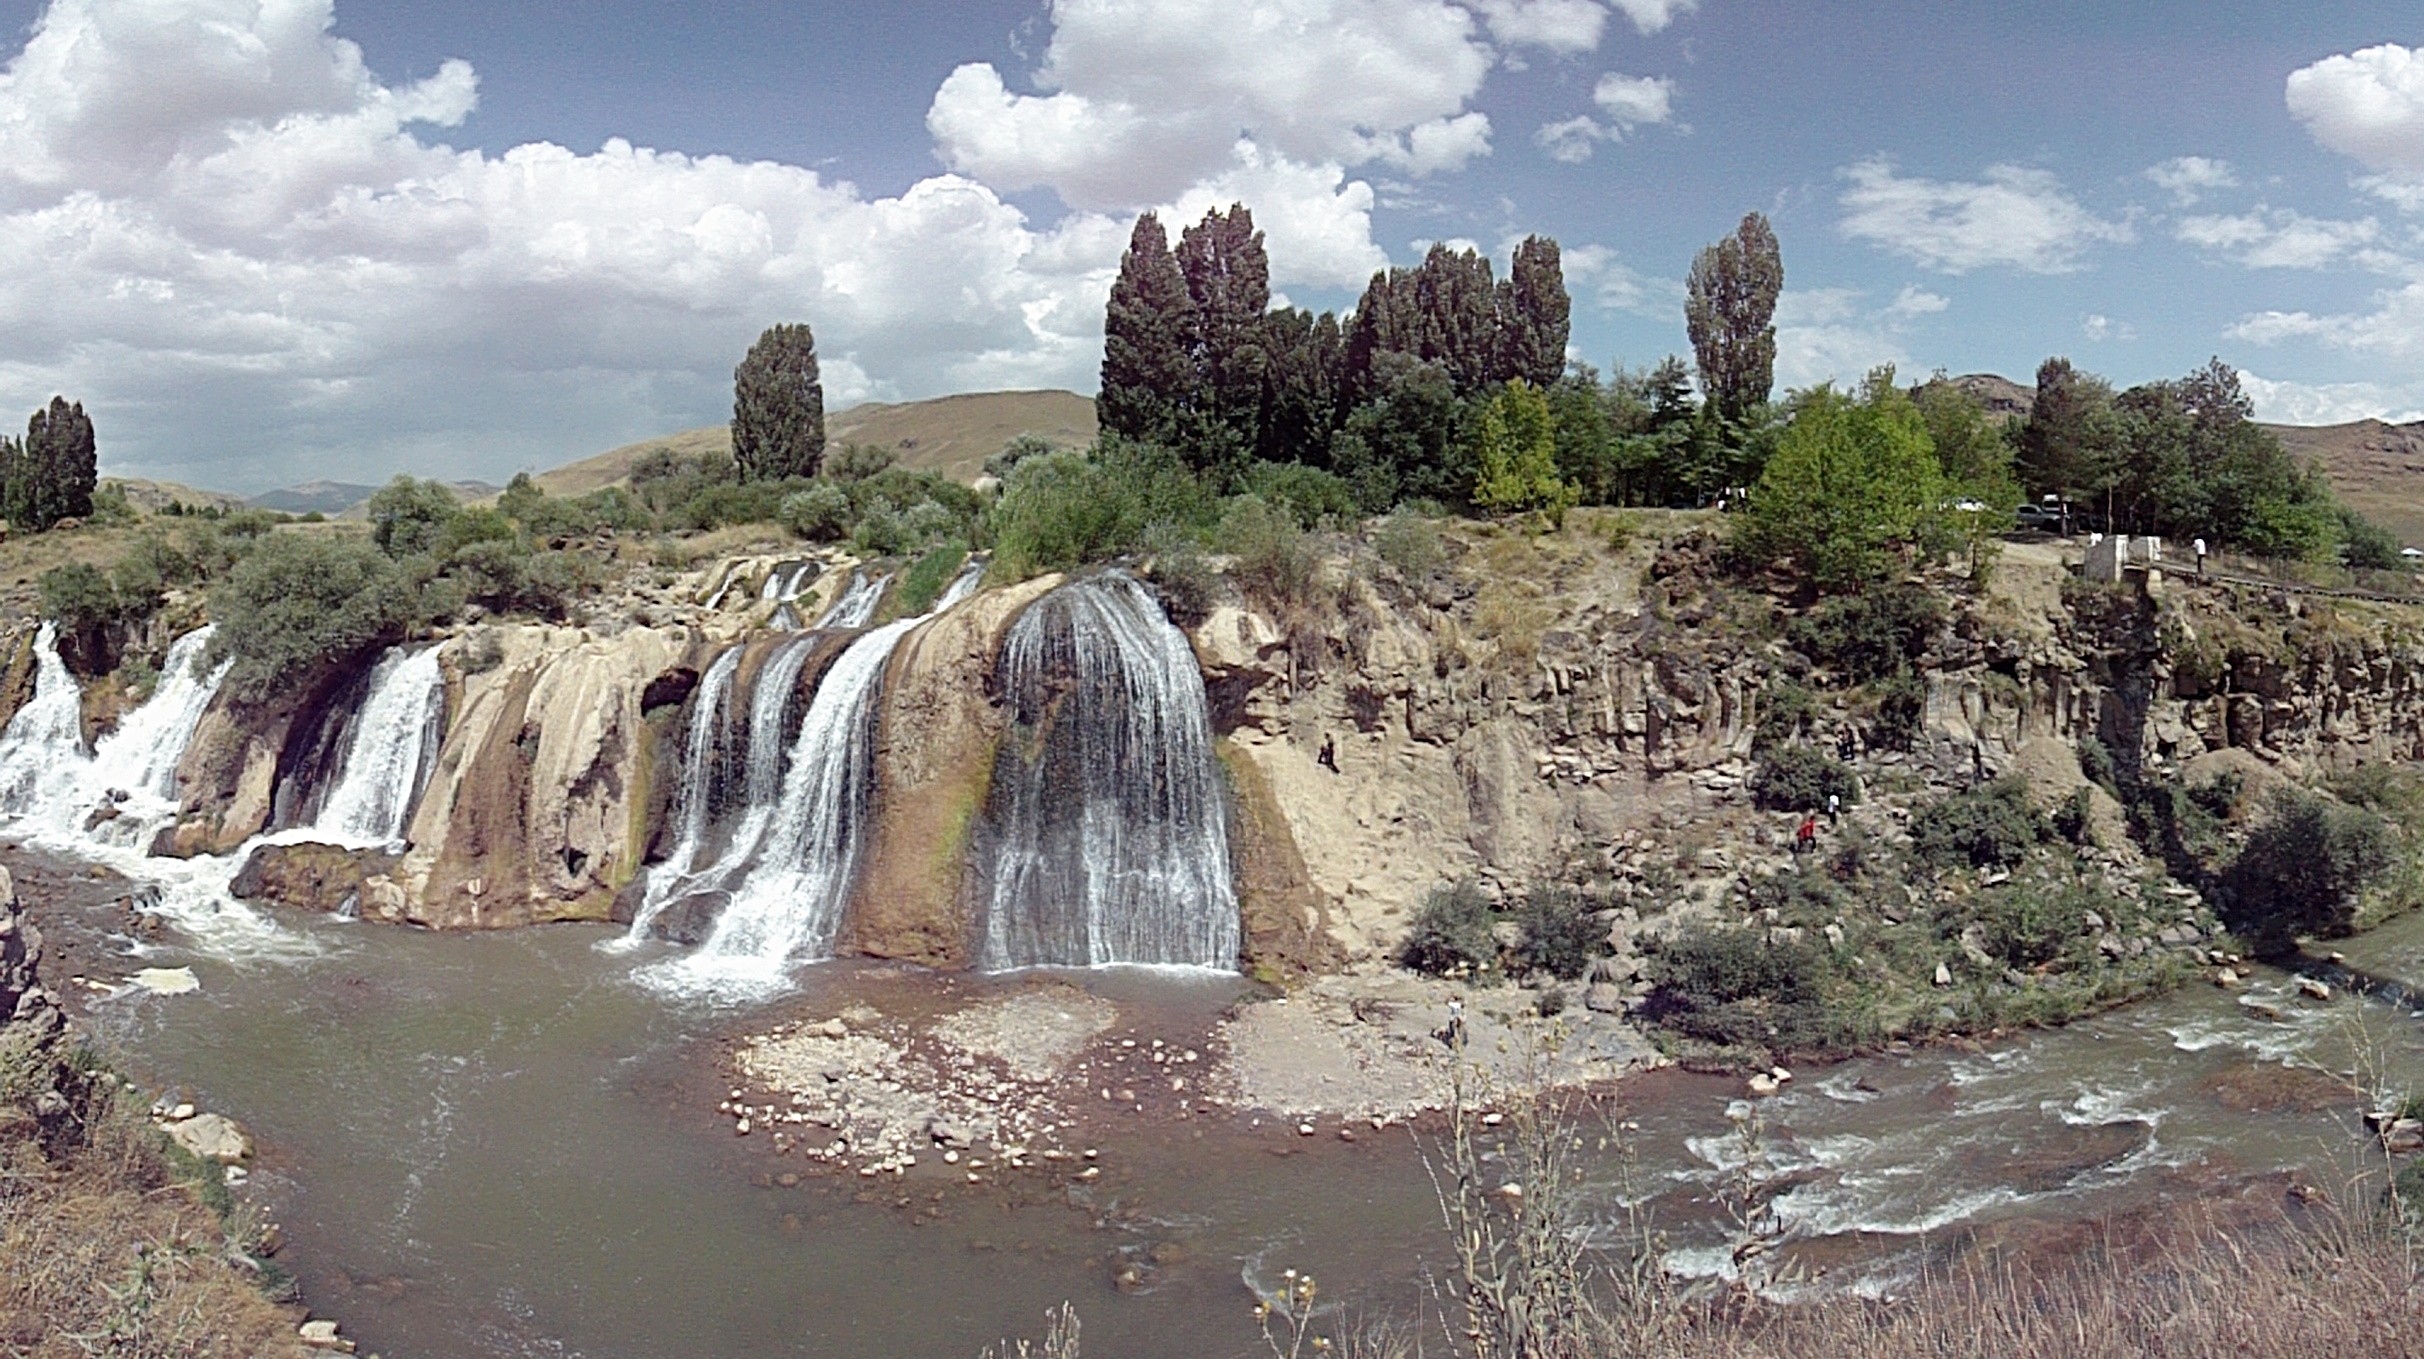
533, 388, 1097, 497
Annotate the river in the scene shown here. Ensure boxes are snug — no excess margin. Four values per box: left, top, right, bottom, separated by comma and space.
29, 850, 2424, 1359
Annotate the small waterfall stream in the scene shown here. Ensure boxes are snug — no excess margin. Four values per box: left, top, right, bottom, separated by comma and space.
0, 625, 228, 851
974, 572, 1239, 972
309, 646, 447, 846
814, 569, 889, 629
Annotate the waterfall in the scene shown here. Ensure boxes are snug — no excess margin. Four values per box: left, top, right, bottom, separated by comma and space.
761, 561, 820, 603
655, 617, 912, 992
814, 569, 889, 629
935, 558, 987, 613
310, 645, 446, 846
974, 572, 1238, 972
0, 625, 228, 850
619, 635, 822, 945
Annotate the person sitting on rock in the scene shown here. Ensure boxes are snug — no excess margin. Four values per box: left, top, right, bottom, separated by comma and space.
1317, 733, 1339, 774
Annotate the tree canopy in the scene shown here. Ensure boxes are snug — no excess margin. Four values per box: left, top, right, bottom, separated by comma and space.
732, 322, 827, 480
1739, 370, 1947, 590
0, 396, 98, 533
1684, 213, 1783, 426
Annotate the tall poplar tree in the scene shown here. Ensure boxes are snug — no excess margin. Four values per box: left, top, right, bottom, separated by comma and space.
1099, 212, 1193, 445
731, 323, 826, 480
19, 397, 95, 529
1173, 204, 1272, 477
1684, 212, 1783, 424
1495, 236, 1570, 390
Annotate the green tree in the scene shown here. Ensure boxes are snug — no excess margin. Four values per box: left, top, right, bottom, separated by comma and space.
365, 476, 461, 558
1494, 236, 1570, 390
1684, 213, 1783, 424
2014, 357, 2122, 514
1915, 376, 2020, 575
1739, 370, 1947, 590
1472, 380, 1576, 519
1329, 354, 1469, 511
1099, 212, 1193, 446
206, 534, 413, 702
9, 397, 98, 531
1257, 306, 1344, 464
2224, 790, 2397, 953
1173, 204, 1271, 480
731, 322, 827, 480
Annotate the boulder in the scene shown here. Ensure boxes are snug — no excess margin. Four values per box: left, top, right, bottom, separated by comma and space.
162, 1112, 250, 1164
229, 841, 398, 915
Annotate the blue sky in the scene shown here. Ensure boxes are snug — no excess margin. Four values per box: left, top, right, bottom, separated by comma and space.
0, 0, 2418, 490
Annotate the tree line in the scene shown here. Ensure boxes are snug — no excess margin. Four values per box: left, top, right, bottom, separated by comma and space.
0, 397, 98, 534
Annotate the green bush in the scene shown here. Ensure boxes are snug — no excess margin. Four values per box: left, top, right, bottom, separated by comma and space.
665, 478, 796, 532
888, 541, 970, 618
1752, 745, 1860, 812
38, 562, 124, 674
1142, 520, 1217, 625
1512, 885, 1600, 981
207, 534, 413, 702
826, 441, 898, 482
2224, 789, 2398, 952
365, 476, 460, 557
1867, 671, 1926, 751
1216, 493, 1319, 612
443, 540, 591, 620
1963, 881, 2103, 970
1371, 510, 1445, 582
1240, 461, 1359, 529
1910, 777, 2046, 870
2340, 510, 2406, 571
779, 482, 853, 541
1643, 925, 1868, 1056
1398, 880, 1499, 978
497, 473, 653, 540
1753, 679, 1818, 751
2053, 786, 2095, 845
1788, 583, 1945, 683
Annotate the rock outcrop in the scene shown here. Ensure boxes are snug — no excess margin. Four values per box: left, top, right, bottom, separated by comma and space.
229, 841, 401, 917
0, 864, 81, 1150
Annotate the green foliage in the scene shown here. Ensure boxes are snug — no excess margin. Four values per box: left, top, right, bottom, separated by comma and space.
1, 395, 98, 531
497, 473, 653, 539
1512, 885, 1600, 981
826, 442, 897, 482
38, 562, 124, 674
1950, 880, 2102, 971
1643, 924, 1867, 1056
2340, 509, 2406, 570
1787, 582, 1945, 682
208, 535, 412, 702
1752, 679, 1817, 750
629, 444, 739, 515
1753, 745, 1860, 812
366, 476, 461, 557
986, 433, 1059, 481
1398, 880, 1499, 978
1141, 520, 1217, 624
1215, 494, 1319, 612
1738, 372, 1948, 589
2053, 786, 2096, 846
1910, 777, 2047, 870
1099, 212, 1195, 449
443, 540, 593, 620
988, 440, 1215, 581
1238, 461, 1358, 529
889, 541, 971, 618
1684, 213, 1783, 425
779, 482, 853, 541
1471, 379, 1579, 521
731, 322, 827, 480
2223, 789, 2398, 952
1330, 354, 1472, 512
1867, 671, 1927, 752
1371, 510, 1445, 582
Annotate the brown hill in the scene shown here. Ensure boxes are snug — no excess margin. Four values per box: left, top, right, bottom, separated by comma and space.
101, 477, 249, 515
534, 389, 1096, 497
2267, 418, 2424, 546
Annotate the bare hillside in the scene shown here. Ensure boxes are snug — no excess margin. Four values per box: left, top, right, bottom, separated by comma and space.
2269, 418, 2424, 546
534, 389, 1096, 497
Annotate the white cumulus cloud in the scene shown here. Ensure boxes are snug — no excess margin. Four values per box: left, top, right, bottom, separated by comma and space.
1532, 72, 1672, 162
1605, 0, 1694, 34
2287, 43, 2424, 209
2237, 370, 2424, 427
2175, 206, 2387, 270
1770, 284, 1945, 392
2144, 156, 2239, 205
1468, 0, 1608, 52
1836, 158, 2134, 274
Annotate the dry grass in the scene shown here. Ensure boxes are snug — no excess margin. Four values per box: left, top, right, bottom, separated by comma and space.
0, 1078, 301, 1357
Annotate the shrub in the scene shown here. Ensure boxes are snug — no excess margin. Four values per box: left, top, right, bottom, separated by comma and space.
443, 540, 591, 620
207, 534, 412, 702
38, 562, 123, 675
1909, 777, 2046, 870
1752, 745, 1860, 812
986, 434, 1057, 481
1642, 925, 1866, 1056
779, 483, 852, 541
1867, 671, 1927, 751
826, 441, 898, 482
1240, 461, 1359, 529
1398, 880, 1499, 978
2053, 786, 2095, 845
1217, 493, 1319, 612
1787, 582, 1944, 683
1371, 510, 1445, 582
665, 478, 795, 532
888, 541, 970, 618
1142, 520, 1217, 625
2224, 789, 2398, 952
1512, 885, 1600, 981
497, 473, 654, 540
365, 476, 460, 557
1949, 881, 2101, 971
1752, 679, 1817, 751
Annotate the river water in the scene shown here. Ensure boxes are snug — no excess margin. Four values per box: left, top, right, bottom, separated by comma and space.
37, 855, 2424, 1359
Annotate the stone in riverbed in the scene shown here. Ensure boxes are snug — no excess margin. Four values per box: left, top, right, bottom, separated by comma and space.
162, 1112, 250, 1164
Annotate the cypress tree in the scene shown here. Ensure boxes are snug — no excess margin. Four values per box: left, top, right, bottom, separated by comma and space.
1495, 236, 1570, 390
19, 397, 95, 530
1257, 307, 1345, 464
0, 437, 26, 532
1684, 212, 1784, 424
1099, 212, 1193, 446
1173, 204, 1272, 478
731, 323, 826, 480
1408, 244, 1498, 396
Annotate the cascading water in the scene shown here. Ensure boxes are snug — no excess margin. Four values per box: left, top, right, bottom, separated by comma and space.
761, 561, 820, 603
636, 559, 990, 994
814, 570, 889, 629
973, 572, 1239, 972
620, 635, 822, 944
310, 645, 446, 846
